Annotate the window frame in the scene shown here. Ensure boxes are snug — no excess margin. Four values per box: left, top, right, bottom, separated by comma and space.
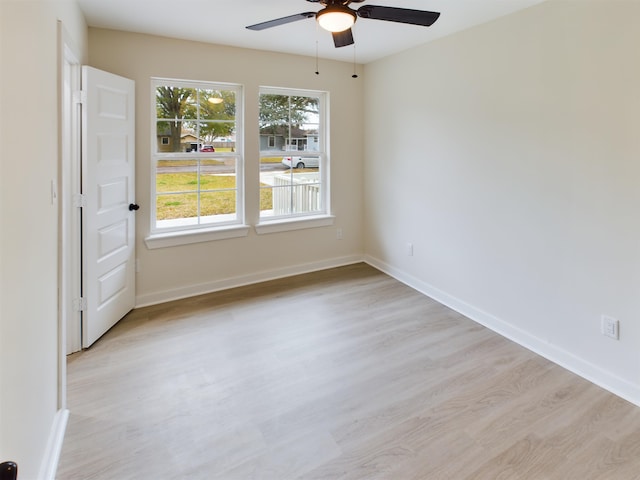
257, 86, 330, 230
146, 78, 247, 247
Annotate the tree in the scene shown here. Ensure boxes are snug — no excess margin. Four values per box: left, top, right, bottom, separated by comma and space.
199, 90, 237, 142
156, 87, 237, 149
259, 94, 319, 135
156, 87, 194, 152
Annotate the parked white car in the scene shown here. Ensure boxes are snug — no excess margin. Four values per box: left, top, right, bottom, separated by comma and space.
281, 156, 320, 169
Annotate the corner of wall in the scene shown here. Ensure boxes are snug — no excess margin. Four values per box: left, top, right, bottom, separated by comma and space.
364, 254, 640, 408
38, 409, 69, 480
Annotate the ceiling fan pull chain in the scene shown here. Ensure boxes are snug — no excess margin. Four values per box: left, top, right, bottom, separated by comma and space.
315, 20, 320, 75
352, 40, 358, 78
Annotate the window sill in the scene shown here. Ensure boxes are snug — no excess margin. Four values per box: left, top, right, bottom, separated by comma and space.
255, 215, 335, 235
145, 225, 250, 249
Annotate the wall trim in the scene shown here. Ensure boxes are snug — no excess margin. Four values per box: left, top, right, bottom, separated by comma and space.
135, 254, 364, 308
364, 255, 640, 408
39, 408, 69, 480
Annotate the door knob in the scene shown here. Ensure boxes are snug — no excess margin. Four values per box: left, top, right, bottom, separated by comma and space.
0, 462, 17, 480
129, 203, 140, 211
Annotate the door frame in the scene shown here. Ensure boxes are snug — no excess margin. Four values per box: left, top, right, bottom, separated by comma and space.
58, 22, 82, 409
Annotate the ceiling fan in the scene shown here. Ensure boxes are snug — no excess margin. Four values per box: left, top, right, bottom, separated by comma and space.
246, 0, 441, 49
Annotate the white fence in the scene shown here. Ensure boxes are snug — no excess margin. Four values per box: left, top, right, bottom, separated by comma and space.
272, 173, 321, 215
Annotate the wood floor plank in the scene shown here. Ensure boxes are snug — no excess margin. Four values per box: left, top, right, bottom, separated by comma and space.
57, 263, 640, 479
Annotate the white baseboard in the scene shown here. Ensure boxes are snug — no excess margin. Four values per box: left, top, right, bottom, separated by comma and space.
135, 254, 364, 308
364, 255, 640, 408
39, 408, 69, 480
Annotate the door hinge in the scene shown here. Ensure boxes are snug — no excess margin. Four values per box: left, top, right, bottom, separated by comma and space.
73, 298, 87, 312
73, 90, 87, 105
73, 193, 86, 208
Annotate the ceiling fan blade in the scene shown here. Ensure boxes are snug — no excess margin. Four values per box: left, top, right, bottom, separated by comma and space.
246, 12, 316, 31
356, 5, 440, 27
332, 29, 354, 48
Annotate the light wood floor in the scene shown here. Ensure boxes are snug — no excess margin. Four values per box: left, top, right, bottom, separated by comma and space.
57, 263, 640, 479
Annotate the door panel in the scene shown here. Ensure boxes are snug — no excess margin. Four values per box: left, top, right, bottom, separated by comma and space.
82, 66, 136, 348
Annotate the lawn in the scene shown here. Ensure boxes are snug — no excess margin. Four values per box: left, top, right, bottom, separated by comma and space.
157, 172, 273, 220
157, 157, 281, 168
261, 156, 282, 164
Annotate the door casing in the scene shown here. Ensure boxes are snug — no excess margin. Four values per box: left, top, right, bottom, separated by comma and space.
59, 23, 82, 414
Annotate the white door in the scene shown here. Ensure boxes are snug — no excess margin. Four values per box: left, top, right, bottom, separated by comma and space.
82, 66, 136, 348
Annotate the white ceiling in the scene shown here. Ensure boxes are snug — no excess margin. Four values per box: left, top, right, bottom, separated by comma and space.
77, 0, 545, 64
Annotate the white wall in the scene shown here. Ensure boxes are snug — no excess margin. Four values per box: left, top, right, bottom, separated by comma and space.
0, 0, 87, 477
87, 29, 365, 306
364, 0, 640, 405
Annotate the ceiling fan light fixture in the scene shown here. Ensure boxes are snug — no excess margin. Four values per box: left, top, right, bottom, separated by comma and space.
317, 6, 356, 33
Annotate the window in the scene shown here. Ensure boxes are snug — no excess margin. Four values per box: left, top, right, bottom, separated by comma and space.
259, 88, 328, 223
151, 79, 243, 235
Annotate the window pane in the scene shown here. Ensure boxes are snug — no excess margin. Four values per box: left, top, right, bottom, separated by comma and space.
200, 191, 237, 224
199, 89, 237, 150
290, 171, 321, 214
198, 121, 236, 148
260, 185, 273, 214
157, 193, 198, 221
156, 87, 197, 120
200, 156, 234, 175
259, 156, 287, 216
200, 89, 236, 121
268, 185, 291, 216
156, 159, 198, 192
259, 93, 290, 126
290, 95, 319, 152
156, 120, 190, 153
264, 171, 321, 217
259, 155, 285, 176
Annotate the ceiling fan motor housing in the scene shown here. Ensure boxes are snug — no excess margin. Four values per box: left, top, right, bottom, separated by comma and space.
317, 3, 358, 32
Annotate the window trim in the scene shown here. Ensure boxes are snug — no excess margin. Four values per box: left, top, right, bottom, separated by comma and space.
150, 77, 245, 237
255, 214, 335, 235
144, 224, 250, 249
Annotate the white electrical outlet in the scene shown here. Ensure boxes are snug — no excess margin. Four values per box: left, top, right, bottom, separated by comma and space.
336, 228, 343, 240
407, 243, 414, 257
601, 315, 619, 340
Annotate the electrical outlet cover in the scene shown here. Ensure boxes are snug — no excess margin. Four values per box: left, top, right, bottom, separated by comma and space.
601, 315, 619, 340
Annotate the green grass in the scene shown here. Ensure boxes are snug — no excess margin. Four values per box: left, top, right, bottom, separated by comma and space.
158, 156, 281, 168
156, 173, 231, 192
261, 156, 281, 164
157, 159, 225, 167
157, 173, 272, 220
